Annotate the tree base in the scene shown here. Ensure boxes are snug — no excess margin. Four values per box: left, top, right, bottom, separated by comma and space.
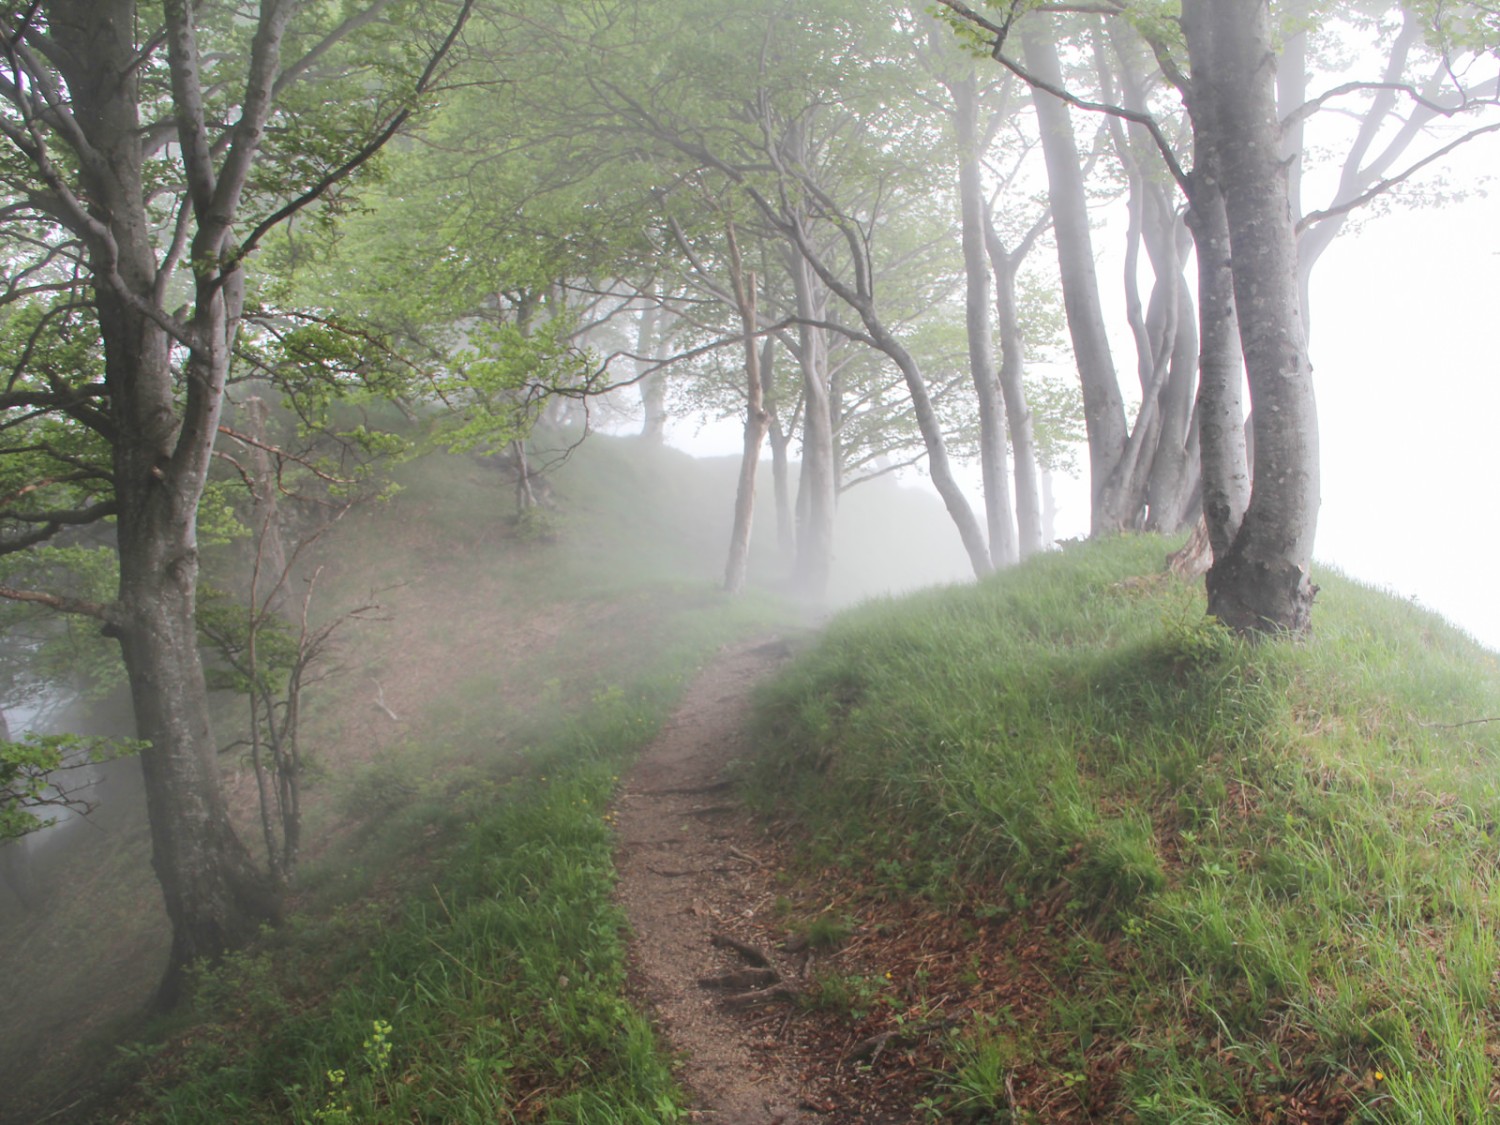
1206, 551, 1316, 636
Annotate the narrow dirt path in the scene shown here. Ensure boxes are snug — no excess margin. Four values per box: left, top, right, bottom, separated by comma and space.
613, 636, 819, 1124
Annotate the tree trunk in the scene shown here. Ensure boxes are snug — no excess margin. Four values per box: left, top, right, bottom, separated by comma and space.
860, 316, 993, 580
985, 218, 1045, 559
1143, 279, 1202, 532
789, 251, 837, 600
243, 397, 288, 614
763, 348, 795, 562
724, 269, 768, 594
954, 74, 1017, 568
1021, 23, 1129, 534
102, 292, 280, 1008
1184, 175, 1249, 561
636, 291, 670, 442
53, 0, 284, 1004
1184, 0, 1320, 634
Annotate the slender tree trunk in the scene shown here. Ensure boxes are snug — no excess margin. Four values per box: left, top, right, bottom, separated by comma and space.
860, 317, 993, 579
636, 290, 669, 442
1021, 23, 1130, 533
790, 251, 837, 600
1184, 175, 1249, 561
953, 74, 1017, 567
1144, 278, 1202, 532
724, 263, 768, 594
1185, 0, 1320, 634
762, 347, 795, 562
243, 397, 288, 614
985, 218, 1045, 558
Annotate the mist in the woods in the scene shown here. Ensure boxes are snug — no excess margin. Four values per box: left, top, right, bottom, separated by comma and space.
2, 0, 1499, 1121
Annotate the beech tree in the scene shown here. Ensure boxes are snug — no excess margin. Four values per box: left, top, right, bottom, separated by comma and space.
0, 0, 469, 1002
941, 0, 1498, 632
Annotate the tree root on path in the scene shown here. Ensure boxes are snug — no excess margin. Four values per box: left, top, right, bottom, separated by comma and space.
711, 932, 774, 967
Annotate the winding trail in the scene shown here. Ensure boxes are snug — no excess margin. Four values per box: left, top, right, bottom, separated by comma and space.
612, 637, 817, 1124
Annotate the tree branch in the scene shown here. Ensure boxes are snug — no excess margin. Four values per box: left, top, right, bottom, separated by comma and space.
1296, 121, 1500, 233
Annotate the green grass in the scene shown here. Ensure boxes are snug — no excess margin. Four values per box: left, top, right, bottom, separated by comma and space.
744, 535, 1500, 1120
119, 687, 692, 1124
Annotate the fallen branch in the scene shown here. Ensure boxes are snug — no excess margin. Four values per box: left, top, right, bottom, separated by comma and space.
371, 678, 400, 722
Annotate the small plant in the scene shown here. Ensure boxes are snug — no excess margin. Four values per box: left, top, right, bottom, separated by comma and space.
802, 968, 887, 1019
799, 913, 852, 950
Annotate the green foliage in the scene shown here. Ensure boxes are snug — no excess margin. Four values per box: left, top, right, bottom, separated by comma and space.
0, 545, 125, 705
746, 535, 1500, 1116
0, 731, 146, 841
436, 320, 596, 455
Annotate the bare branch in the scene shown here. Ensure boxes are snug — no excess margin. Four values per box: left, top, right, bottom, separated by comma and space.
1296, 121, 1500, 233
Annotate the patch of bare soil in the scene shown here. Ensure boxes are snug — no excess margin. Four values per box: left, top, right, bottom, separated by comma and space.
613, 638, 925, 1124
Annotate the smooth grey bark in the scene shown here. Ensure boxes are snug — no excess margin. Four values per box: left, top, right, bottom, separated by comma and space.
1184, 0, 1320, 634
983, 220, 1045, 559
1183, 173, 1249, 561
1144, 278, 1201, 530
1021, 22, 1129, 534
762, 345, 795, 562
1100, 27, 1199, 533
953, 73, 1017, 567
724, 250, 767, 595
635, 289, 670, 442
789, 249, 837, 600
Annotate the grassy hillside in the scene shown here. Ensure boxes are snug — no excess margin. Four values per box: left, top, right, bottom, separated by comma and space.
0, 436, 790, 1124
0, 432, 978, 1123
745, 536, 1500, 1121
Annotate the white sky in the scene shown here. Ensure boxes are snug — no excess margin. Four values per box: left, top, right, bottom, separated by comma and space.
1310, 147, 1500, 650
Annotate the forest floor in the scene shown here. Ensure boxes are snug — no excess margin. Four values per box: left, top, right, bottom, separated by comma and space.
615, 637, 936, 1125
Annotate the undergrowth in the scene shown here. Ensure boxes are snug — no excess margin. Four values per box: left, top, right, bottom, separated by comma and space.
109, 617, 775, 1124
125, 704, 657, 1121
745, 535, 1500, 1121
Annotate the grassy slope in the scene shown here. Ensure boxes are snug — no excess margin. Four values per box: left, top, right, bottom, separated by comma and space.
746, 536, 1500, 1122
1, 435, 800, 1124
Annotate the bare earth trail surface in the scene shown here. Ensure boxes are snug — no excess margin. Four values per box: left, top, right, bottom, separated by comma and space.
614, 638, 920, 1125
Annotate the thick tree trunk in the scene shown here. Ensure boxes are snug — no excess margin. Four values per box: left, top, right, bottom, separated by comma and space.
101, 293, 280, 1008
954, 74, 1017, 568
1185, 0, 1320, 634
53, 0, 283, 1004
1022, 23, 1129, 534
